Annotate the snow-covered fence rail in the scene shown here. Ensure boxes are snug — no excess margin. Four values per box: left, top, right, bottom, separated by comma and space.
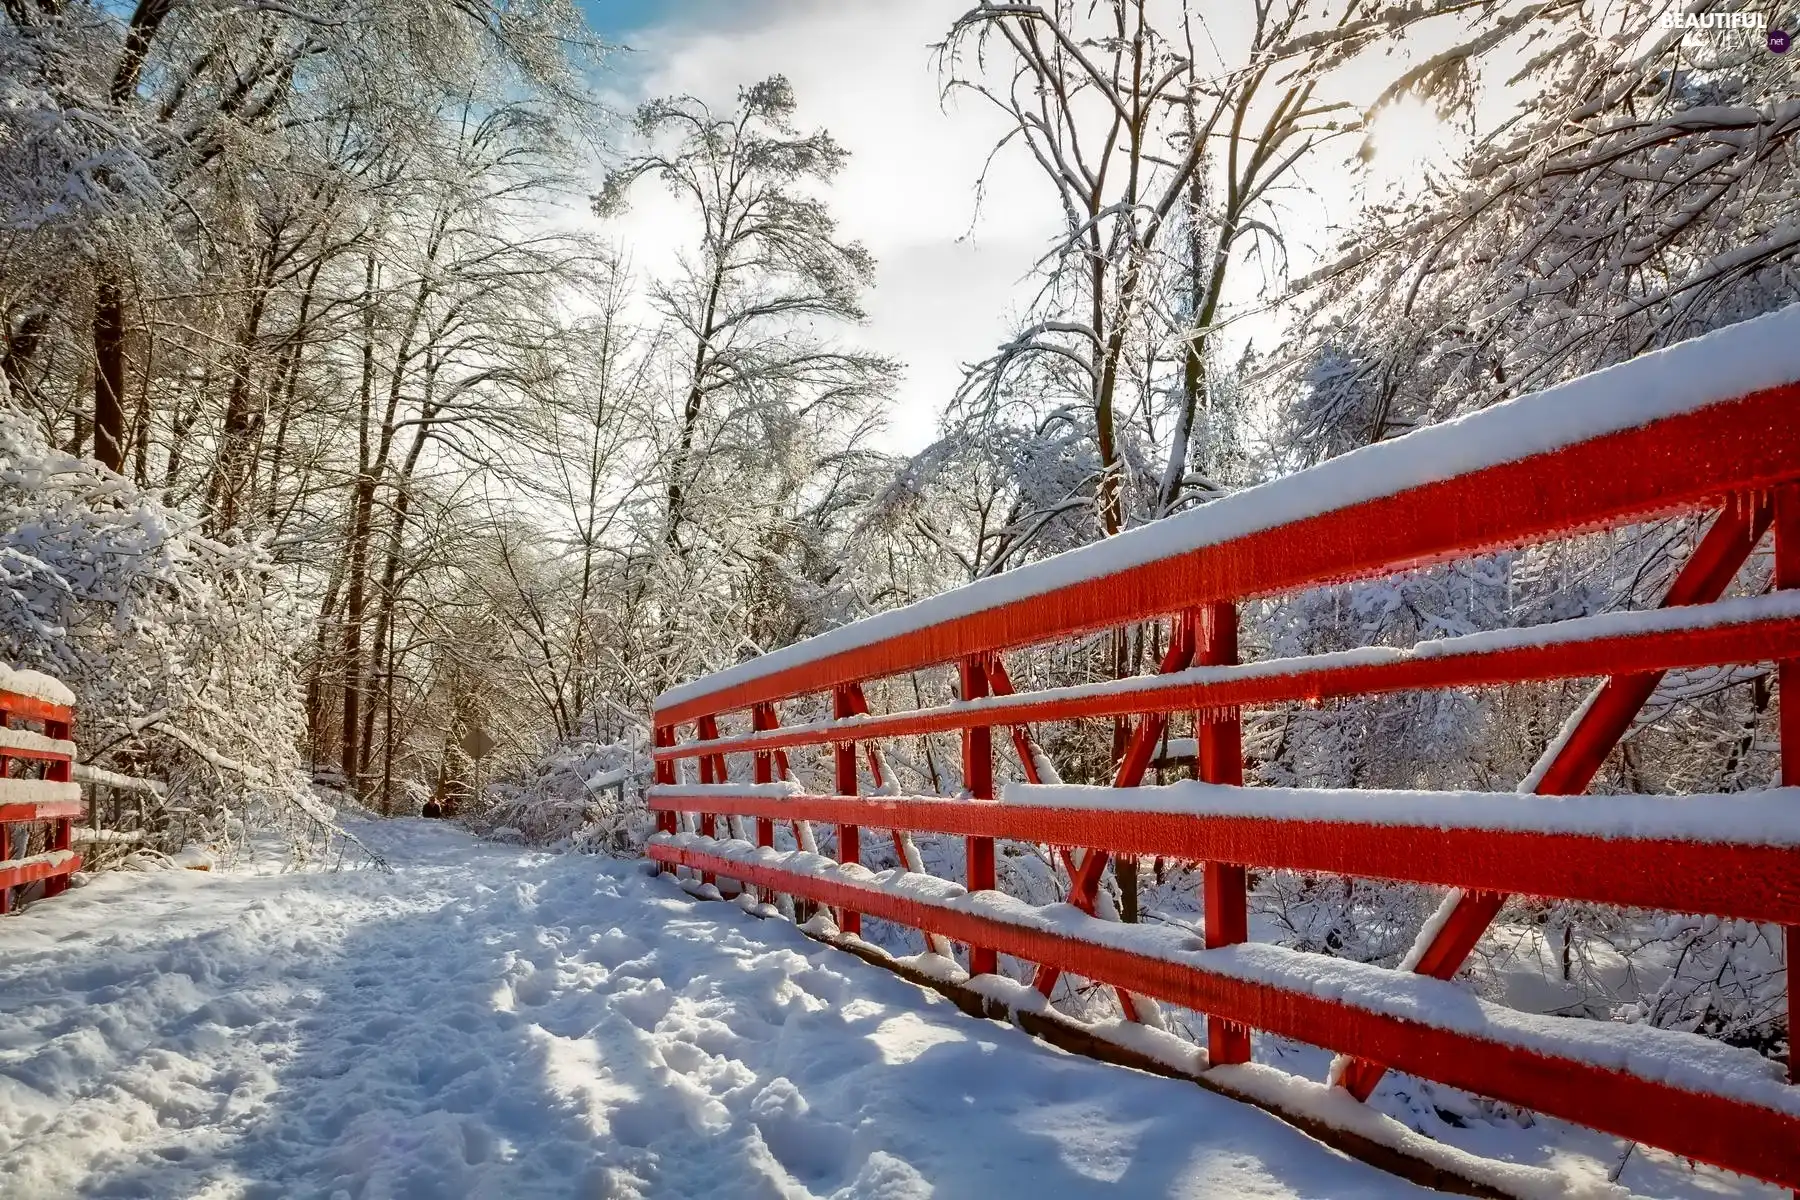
0, 666, 81, 913
647, 310, 1800, 1192
71, 763, 166, 797
68, 763, 166, 867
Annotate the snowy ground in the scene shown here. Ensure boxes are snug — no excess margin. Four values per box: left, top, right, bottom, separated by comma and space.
0, 819, 1450, 1199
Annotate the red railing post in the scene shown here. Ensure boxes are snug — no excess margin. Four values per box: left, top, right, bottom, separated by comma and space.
751, 703, 778, 904
696, 714, 724, 889
751, 703, 778, 851
842, 683, 904, 859
842, 681, 954, 956
1196, 600, 1251, 1065
959, 657, 997, 975
653, 724, 677, 874
831, 686, 862, 935
1775, 484, 1799, 1086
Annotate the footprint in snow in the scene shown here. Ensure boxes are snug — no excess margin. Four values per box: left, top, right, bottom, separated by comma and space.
748, 1076, 855, 1185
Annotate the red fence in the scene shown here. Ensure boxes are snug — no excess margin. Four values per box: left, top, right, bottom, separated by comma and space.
0, 674, 80, 912
649, 314, 1800, 1190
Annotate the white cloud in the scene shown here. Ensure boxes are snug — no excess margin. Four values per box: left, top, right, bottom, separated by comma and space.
595, 0, 1061, 454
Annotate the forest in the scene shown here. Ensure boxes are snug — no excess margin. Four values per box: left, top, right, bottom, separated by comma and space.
1, 0, 1795, 1085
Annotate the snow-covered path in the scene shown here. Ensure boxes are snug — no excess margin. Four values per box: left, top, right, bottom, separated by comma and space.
0, 821, 1427, 1199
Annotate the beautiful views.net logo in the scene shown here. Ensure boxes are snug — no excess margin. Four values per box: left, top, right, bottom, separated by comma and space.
1657, 9, 1792, 52
1659, 10, 1766, 25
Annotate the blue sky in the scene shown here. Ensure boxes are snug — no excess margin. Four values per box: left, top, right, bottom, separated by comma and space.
577, 0, 657, 37
579, 0, 703, 41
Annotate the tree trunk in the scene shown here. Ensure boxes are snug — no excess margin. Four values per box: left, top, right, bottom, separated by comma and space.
380, 628, 400, 815
340, 468, 375, 790
340, 254, 381, 789
305, 552, 346, 769
205, 272, 271, 532
130, 359, 152, 485
343, 245, 437, 793
265, 264, 321, 529
361, 444, 427, 794
664, 266, 724, 556
87, 0, 174, 474
92, 274, 127, 472
1159, 140, 1212, 515
163, 376, 204, 492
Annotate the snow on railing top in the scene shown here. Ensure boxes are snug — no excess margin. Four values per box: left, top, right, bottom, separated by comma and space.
657, 302, 1800, 718
0, 726, 76, 758
649, 781, 804, 799
0, 662, 75, 709
0, 778, 81, 804
1000, 781, 1800, 846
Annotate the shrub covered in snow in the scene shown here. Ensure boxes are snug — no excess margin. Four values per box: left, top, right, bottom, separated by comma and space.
466, 738, 653, 854
0, 405, 350, 861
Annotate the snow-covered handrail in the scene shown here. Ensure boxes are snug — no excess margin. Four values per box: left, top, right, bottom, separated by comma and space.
71, 827, 148, 845
648, 311, 1800, 1193
658, 591, 1800, 760
646, 782, 1800, 927
657, 303, 1800, 724
0, 664, 76, 710
647, 781, 1800, 850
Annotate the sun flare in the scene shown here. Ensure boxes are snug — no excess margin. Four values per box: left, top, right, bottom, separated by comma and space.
1363, 95, 1453, 194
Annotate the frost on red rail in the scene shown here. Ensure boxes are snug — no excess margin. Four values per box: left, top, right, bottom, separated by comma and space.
646, 782, 1800, 924
0, 664, 75, 709
0, 726, 76, 760
0, 849, 81, 890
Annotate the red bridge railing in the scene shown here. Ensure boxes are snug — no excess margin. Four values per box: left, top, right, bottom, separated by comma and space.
0, 670, 81, 912
649, 310, 1800, 1190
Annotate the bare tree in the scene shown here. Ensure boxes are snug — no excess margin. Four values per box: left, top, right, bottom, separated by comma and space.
595, 77, 895, 554
938, 0, 1365, 543
596, 75, 898, 688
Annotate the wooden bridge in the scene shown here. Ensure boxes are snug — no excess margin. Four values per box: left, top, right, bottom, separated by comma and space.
647, 309, 1800, 1194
